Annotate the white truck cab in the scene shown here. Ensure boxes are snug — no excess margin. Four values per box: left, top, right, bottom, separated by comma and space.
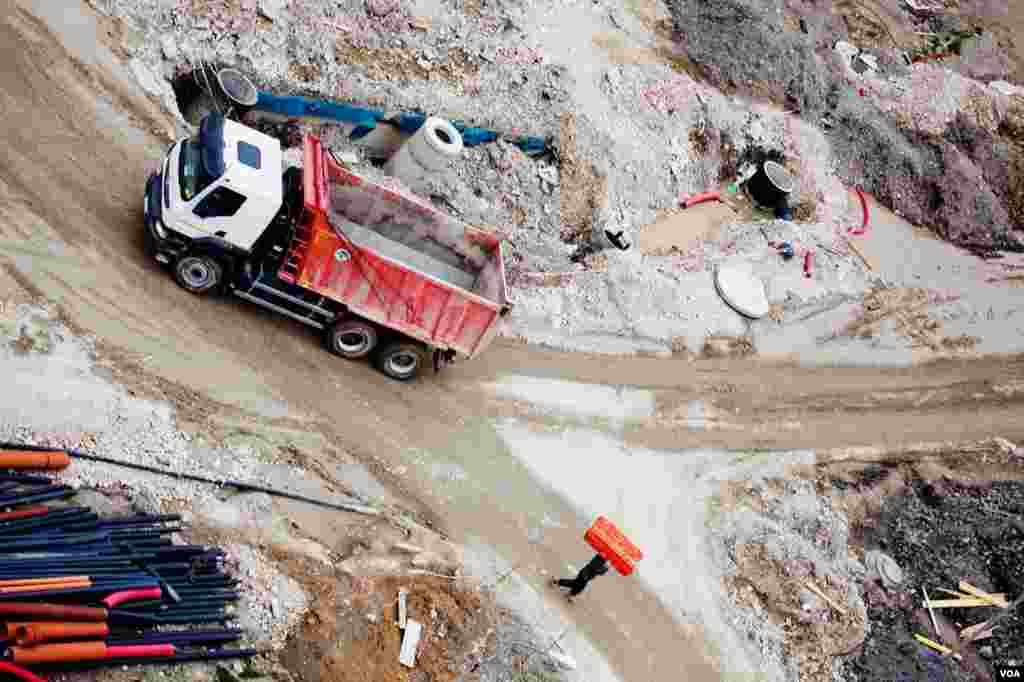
151, 114, 283, 254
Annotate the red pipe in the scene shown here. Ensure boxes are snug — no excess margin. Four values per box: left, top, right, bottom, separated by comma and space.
0, 662, 46, 682
105, 644, 175, 659
680, 191, 722, 209
0, 603, 107, 622
0, 506, 50, 522
9, 642, 174, 664
847, 187, 870, 236
14, 622, 111, 646
102, 587, 161, 608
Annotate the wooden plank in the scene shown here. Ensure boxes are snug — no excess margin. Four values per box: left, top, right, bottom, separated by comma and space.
958, 581, 1010, 608
920, 597, 1002, 608
399, 619, 422, 667
805, 581, 847, 615
960, 592, 1024, 642
936, 589, 1007, 601
914, 633, 962, 661
922, 587, 939, 636
961, 622, 998, 641
398, 590, 407, 629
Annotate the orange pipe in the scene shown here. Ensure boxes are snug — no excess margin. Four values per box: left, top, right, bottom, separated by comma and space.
0, 450, 70, 470
10, 641, 107, 664
0, 576, 90, 588
15, 622, 110, 646
0, 506, 49, 521
0, 580, 91, 594
4, 622, 31, 640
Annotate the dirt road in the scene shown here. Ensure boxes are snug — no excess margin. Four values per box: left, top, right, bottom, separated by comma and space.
1, 2, 1023, 680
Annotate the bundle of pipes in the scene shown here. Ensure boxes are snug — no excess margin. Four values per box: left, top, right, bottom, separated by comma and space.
0, 448, 258, 677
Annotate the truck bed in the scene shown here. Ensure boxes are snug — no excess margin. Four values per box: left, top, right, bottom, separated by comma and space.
328, 210, 478, 291
279, 135, 511, 358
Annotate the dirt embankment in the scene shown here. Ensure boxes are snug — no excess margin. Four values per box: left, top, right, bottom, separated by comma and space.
667, 0, 1024, 255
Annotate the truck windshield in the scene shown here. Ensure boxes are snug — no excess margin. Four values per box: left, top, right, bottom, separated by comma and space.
179, 138, 215, 202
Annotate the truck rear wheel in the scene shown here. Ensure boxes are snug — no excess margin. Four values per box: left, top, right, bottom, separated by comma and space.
174, 254, 223, 295
374, 342, 426, 381
327, 319, 379, 359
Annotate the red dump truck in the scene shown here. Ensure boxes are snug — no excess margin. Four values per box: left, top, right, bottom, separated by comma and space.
144, 113, 511, 380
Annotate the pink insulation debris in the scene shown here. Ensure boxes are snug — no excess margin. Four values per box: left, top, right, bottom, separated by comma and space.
494, 46, 544, 66
641, 76, 698, 114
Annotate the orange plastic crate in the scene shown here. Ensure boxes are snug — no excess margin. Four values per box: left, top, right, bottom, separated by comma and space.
585, 516, 643, 577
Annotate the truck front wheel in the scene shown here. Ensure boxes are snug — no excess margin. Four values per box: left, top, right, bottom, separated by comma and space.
374, 342, 426, 381
174, 254, 223, 295
327, 319, 379, 359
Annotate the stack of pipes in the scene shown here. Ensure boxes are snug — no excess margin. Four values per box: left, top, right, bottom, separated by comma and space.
0, 447, 257, 678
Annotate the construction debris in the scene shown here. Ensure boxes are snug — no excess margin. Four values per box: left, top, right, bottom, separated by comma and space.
958, 581, 1011, 609
805, 580, 847, 615
922, 587, 939, 636
920, 597, 1005, 609
398, 618, 423, 668
914, 633, 963, 661
398, 589, 408, 629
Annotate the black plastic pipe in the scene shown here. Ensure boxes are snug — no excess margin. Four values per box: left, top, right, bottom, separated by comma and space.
108, 630, 243, 646
0, 531, 111, 548
0, 488, 76, 507
0, 512, 97, 535
0, 484, 67, 500
98, 514, 182, 526
0, 441, 378, 516
0, 474, 57, 485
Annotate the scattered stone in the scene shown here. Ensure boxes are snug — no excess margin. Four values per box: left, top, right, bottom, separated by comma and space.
864, 550, 904, 589
160, 34, 179, 61
393, 542, 426, 554
258, 0, 287, 22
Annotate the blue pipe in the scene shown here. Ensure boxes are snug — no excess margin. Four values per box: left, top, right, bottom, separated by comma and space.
250, 91, 550, 156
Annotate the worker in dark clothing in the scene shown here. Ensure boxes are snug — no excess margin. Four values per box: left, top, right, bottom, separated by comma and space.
551, 554, 609, 602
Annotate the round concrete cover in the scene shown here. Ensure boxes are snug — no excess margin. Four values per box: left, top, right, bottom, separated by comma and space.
714, 265, 770, 319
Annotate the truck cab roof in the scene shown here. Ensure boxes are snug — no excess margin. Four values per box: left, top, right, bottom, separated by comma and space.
200, 113, 283, 205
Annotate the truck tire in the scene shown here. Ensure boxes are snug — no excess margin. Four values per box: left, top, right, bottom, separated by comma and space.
326, 319, 379, 359
374, 342, 426, 381
174, 254, 223, 295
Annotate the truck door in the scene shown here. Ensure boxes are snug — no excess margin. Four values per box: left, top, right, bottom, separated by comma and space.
188, 183, 248, 242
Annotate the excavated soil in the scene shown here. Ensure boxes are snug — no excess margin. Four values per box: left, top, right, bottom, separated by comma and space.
824, 455, 1024, 682
281, 574, 495, 682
